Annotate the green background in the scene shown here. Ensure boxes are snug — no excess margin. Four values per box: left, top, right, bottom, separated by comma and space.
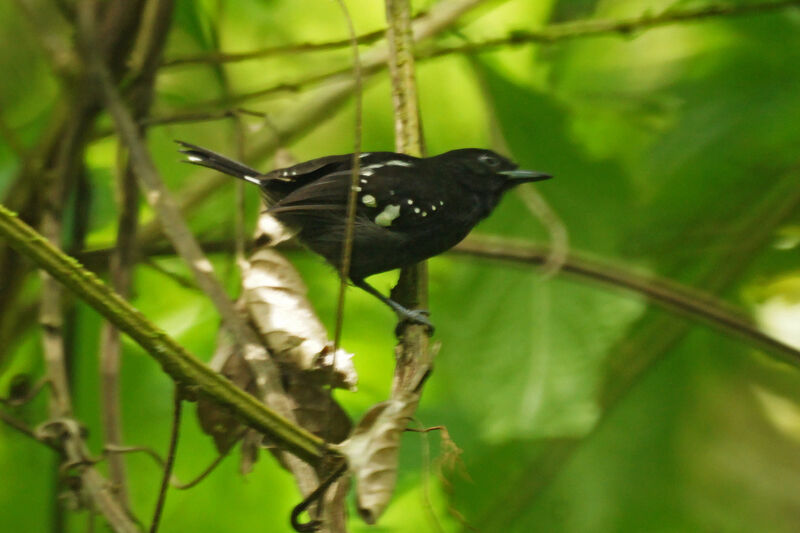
2, 0, 800, 531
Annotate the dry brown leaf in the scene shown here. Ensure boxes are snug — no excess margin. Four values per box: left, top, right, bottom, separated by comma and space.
336, 370, 426, 524
197, 211, 357, 460
244, 214, 357, 390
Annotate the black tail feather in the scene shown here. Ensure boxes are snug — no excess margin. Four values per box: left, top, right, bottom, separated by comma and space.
176, 140, 262, 184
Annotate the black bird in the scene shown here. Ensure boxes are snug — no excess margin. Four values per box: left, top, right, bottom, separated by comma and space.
177, 141, 551, 328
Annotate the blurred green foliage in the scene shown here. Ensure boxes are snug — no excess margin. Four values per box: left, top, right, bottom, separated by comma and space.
2, 0, 800, 531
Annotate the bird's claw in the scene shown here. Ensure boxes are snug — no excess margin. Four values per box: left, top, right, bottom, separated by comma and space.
395, 308, 434, 337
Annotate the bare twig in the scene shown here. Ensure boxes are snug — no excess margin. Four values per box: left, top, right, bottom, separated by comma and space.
149, 390, 182, 533
36, 419, 141, 533
98, 156, 138, 509
162, 28, 387, 67
0, 409, 48, 446
332, 0, 364, 355
103, 444, 229, 489
39, 117, 82, 423
421, 0, 800, 58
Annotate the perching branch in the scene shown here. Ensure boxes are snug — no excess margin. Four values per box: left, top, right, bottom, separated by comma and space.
0, 203, 327, 466
339, 0, 433, 525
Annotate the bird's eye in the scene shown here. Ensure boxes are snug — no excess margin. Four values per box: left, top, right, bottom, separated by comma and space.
478, 153, 501, 167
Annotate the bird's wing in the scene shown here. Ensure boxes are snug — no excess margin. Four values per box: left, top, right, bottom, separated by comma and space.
263, 154, 353, 183
268, 162, 446, 231
262, 151, 414, 183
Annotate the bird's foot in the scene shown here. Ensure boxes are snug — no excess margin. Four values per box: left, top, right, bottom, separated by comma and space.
394, 308, 434, 337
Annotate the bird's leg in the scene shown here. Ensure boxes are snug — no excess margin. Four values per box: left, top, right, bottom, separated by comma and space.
352, 278, 433, 331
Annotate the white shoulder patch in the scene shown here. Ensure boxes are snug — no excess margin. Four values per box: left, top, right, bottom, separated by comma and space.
375, 204, 401, 227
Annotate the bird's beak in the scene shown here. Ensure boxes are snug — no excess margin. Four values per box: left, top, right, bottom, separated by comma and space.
499, 169, 552, 183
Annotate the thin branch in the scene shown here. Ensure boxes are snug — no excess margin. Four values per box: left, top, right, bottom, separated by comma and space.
162, 28, 387, 67
183, 64, 362, 109
2, 412, 140, 531
139, 108, 239, 127
149, 390, 182, 533
0, 203, 327, 465
421, 0, 800, 58
0, 409, 50, 446
39, 116, 81, 423
332, 0, 364, 356
44, 419, 142, 533
452, 235, 800, 368
172, 452, 226, 490
98, 153, 138, 510
104, 443, 230, 489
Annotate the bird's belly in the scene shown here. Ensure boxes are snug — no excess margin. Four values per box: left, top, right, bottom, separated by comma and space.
291, 213, 475, 280
349, 222, 471, 279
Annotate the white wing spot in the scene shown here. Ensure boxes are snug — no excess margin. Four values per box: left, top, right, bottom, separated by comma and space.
414, 207, 420, 214
352, 185, 362, 192
359, 153, 371, 159
385, 160, 413, 167
362, 168, 375, 177
439, 200, 444, 206
243, 175, 261, 185
360, 178, 367, 184
362, 194, 377, 207
407, 199, 414, 205
375, 204, 401, 226
431, 205, 437, 211
187, 155, 203, 163
390, 190, 396, 195
422, 211, 428, 217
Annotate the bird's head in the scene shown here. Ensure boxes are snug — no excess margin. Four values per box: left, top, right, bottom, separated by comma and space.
433, 148, 551, 194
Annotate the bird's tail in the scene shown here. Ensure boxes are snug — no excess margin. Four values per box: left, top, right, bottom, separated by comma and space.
176, 140, 263, 185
